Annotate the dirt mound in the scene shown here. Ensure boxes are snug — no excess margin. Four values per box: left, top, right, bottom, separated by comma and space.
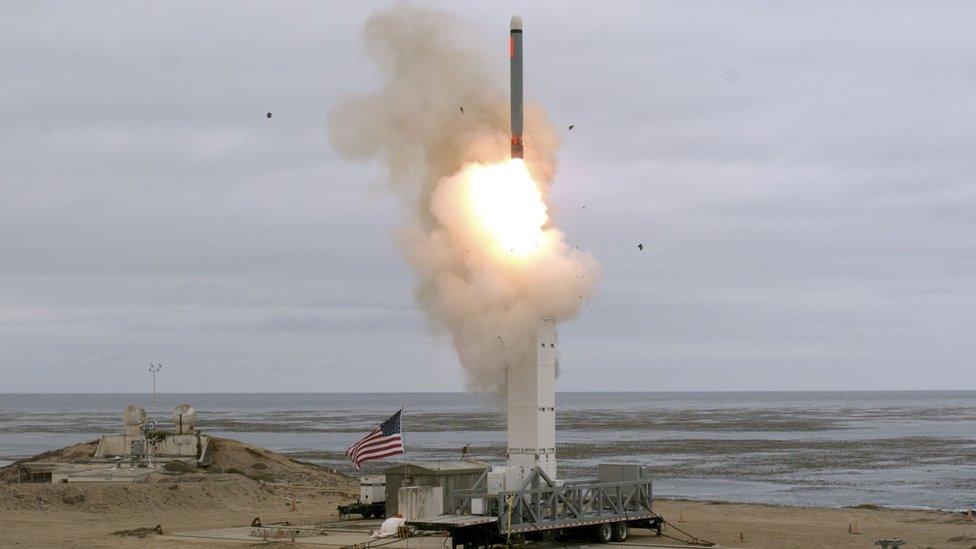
162, 460, 195, 473
0, 437, 357, 514
208, 438, 350, 487
0, 439, 98, 482
0, 474, 271, 513
1, 437, 353, 486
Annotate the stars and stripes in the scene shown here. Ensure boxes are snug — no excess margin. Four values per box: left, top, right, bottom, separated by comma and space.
346, 409, 404, 469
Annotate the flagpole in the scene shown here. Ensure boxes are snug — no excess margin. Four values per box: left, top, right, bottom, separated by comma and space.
400, 404, 406, 514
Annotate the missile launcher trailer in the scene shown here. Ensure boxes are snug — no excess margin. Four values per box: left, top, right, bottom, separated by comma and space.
407, 464, 663, 548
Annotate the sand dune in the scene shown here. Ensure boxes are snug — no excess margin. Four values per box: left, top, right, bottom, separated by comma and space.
2, 440, 973, 547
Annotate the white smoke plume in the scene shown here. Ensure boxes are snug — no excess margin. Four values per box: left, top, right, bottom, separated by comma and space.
329, 5, 599, 392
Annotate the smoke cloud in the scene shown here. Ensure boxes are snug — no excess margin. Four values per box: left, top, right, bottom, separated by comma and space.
329, 5, 599, 392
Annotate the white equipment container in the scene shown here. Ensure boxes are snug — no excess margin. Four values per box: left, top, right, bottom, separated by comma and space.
360, 475, 386, 504
397, 486, 443, 520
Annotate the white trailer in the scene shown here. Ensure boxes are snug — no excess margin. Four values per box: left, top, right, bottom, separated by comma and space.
337, 475, 387, 519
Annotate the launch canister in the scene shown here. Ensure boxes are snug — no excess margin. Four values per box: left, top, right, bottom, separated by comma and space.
510, 14, 523, 159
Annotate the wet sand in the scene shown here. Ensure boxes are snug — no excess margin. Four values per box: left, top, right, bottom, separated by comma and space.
654, 499, 976, 548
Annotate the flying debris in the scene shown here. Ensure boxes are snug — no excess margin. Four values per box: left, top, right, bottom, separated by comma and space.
568, 124, 574, 131
460, 106, 464, 115
266, 112, 272, 119
638, 243, 644, 251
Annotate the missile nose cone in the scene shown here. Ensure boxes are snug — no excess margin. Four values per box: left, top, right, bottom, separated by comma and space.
510, 14, 523, 31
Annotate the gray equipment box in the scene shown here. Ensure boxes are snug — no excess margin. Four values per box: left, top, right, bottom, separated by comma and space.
598, 463, 648, 486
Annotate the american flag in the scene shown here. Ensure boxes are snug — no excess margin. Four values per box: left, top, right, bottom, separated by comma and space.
346, 409, 404, 469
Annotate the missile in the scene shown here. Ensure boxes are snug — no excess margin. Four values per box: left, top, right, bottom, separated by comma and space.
510, 14, 523, 159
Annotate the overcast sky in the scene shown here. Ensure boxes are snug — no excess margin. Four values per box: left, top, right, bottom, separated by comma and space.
2, 1, 974, 393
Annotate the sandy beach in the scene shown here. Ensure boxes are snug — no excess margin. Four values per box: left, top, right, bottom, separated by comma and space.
3, 473, 974, 548
653, 499, 976, 548
3, 490, 975, 547
4, 438, 975, 547
1, 479, 354, 547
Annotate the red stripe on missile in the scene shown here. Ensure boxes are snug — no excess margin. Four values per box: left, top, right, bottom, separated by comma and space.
509, 36, 514, 59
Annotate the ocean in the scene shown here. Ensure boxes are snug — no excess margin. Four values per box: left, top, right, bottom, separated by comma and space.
1, 391, 974, 511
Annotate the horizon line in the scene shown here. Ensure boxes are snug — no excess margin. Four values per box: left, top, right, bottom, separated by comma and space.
1, 388, 974, 395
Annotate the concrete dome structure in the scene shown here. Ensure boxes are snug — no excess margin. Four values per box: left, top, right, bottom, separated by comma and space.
172, 404, 197, 434
122, 405, 146, 436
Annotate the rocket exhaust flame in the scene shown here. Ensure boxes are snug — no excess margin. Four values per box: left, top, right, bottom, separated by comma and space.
462, 160, 546, 258
328, 6, 600, 392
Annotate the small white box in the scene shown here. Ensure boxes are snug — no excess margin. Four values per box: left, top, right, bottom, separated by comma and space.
470, 497, 485, 515
487, 470, 506, 494
359, 475, 386, 503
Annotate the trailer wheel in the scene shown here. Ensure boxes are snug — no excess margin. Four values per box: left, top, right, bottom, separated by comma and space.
611, 522, 629, 542
593, 523, 613, 543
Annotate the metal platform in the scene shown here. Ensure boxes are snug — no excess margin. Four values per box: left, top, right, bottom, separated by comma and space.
408, 515, 498, 529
